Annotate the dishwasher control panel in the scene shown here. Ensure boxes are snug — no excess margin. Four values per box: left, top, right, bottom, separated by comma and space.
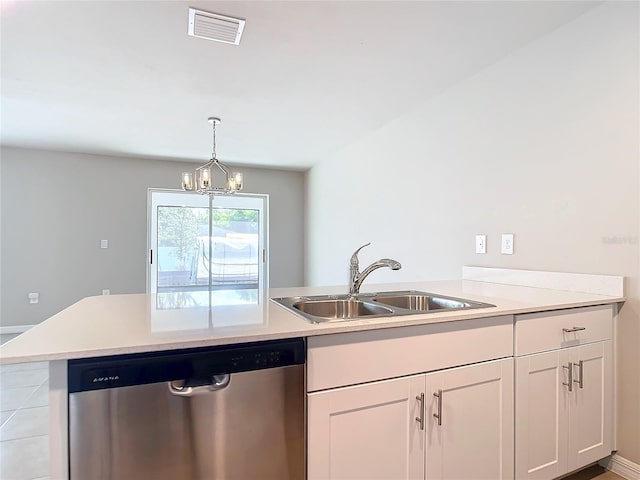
233, 350, 282, 368
68, 337, 306, 393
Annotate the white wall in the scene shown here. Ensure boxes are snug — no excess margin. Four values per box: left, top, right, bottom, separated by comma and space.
306, 2, 639, 464
1, 147, 305, 328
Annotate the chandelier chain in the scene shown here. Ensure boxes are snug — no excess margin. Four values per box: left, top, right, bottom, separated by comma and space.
211, 121, 217, 159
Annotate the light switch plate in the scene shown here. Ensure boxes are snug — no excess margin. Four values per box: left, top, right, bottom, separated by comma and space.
102, 289, 110, 295
501, 234, 514, 255
100, 240, 108, 249
475, 235, 486, 254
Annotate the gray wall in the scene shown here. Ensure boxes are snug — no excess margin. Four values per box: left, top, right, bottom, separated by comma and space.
306, 2, 639, 464
0, 147, 305, 327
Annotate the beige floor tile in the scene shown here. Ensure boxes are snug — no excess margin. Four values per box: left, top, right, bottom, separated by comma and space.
0, 386, 38, 411
22, 384, 48, 409
0, 412, 14, 427
0, 407, 49, 441
0, 370, 48, 390
0, 434, 49, 480
564, 464, 625, 480
598, 472, 625, 480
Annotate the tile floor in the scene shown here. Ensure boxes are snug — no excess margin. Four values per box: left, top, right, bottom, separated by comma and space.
0, 334, 628, 480
566, 464, 625, 480
1, 333, 49, 480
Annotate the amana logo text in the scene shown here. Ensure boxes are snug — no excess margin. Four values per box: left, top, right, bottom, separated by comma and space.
92, 375, 120, 383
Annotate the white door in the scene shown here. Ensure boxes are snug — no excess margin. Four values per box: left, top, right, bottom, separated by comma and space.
426, 358, 514, 480
147, 190, 268, 306
515, 350, 569, 480
566, 341, 613, 472
307, 375, 425, 480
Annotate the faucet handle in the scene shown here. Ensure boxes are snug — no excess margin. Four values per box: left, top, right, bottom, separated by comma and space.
350, 243, 371, 266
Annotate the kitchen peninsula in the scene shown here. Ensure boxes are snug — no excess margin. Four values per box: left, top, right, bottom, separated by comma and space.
0, 269, 625, 480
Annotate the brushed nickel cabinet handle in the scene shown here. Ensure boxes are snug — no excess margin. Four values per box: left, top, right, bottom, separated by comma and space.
415, 393, 425, 430
433, 389, 443, 426
563, 362, 574, 392
573, 360, 584, 389
563, 326, 586, 333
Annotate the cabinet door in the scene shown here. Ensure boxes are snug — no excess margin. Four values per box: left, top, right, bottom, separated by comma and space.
426, 358, 514, 480
567, 341, 613, 472
307, 375, 425, 480
515, 351, 570, 480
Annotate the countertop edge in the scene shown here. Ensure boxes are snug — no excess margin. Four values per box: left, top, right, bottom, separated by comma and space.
0, 295, 624, 365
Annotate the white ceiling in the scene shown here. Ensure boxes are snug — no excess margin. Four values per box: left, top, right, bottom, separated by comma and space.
1, 1, 599, 170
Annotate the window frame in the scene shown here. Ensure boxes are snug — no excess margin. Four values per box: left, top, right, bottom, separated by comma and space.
146, 189, 269, 298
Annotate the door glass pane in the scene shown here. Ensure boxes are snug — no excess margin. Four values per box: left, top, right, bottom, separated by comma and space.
148, 190, 268, 308
209, 207, 259, 286
157, 206, 208, 288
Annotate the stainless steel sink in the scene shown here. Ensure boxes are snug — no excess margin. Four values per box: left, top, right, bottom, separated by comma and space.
271, 290, 495, 324
371, 294, 470, 311
292, 299, 394, 320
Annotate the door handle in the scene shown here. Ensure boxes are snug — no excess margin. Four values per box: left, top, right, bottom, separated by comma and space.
168, 374, 231, 397
573, 360, 584, 389
563, 362, 573, 392
562, 326, 586, 333
416, 393, 425, 430
433, 389, 443, 426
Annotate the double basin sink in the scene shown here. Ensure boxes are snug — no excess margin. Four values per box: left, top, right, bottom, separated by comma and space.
272, 290, 495, 324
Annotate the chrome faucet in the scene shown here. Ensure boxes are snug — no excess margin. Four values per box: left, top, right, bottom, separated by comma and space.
349, 243, 402, 295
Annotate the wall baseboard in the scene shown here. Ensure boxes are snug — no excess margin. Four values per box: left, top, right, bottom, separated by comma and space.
0, 325, 34, 335
600, 454, 640, 480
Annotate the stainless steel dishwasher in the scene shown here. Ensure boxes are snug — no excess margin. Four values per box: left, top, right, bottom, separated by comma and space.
68, 338, 305, 480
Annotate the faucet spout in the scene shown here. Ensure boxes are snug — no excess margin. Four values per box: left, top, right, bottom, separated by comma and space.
348, 244, 401, 295
376, 258, 402, 270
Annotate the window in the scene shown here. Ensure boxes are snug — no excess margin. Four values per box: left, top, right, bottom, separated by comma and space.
147, 190, 268, 307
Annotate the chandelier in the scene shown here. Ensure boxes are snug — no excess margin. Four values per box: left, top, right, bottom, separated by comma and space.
181, 117, 243, 194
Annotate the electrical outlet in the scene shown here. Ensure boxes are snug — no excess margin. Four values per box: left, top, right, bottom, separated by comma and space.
475, 235, 486, 254
501, 234, 514, 255
102, 289, 110, 295
28, 292, 39, 304
100, 240, 109, 249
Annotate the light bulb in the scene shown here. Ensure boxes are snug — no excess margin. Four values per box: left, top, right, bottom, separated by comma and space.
181, 172, 193, 191
233, 172, 243, 190
199, 167, 211, 189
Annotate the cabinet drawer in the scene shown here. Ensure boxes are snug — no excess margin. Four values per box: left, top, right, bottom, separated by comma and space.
515, 305, 613, 356
307, 315, 513, 392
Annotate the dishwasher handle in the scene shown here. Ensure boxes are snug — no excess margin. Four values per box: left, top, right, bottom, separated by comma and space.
168, 374, 231, 396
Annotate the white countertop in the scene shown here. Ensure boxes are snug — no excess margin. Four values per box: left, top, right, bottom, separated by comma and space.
0, 280, 624, 364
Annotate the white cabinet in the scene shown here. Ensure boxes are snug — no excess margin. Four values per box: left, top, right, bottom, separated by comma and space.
566, 341, 613, 471
307, 358, 514, 480
307, 375, 425, 480
306, 304, 616, 480
515, 350, 567, 480
425, 359, 514, 480
515, 305, 614, 480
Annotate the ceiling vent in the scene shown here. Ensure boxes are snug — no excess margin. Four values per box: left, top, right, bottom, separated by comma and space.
188, 8, 245, 45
